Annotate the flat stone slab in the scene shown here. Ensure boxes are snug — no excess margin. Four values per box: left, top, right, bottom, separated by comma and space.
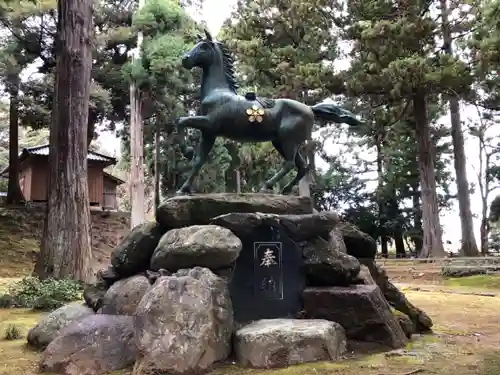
156, 193, 313, 229
211, 211, 339, 241
234, 319, 347, 368
229, 223, 305, 322
303, 284, 408, 349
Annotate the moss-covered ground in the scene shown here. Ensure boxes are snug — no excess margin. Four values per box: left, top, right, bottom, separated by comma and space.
1, 289, 500, 375
1, 207, 500, 374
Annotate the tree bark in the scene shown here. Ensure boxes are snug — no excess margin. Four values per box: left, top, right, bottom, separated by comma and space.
412, 186, 423, 255
440, 0, 479, 257
6, 73, 25, 204
129, 0, 146, 228
394, 230, 406, 258
480, 217, 489, 256
35, 0, 93, 282
375, 135, 388, 257
154, 120, 160, 211
87, 109, 98, 149
413, 93, 446, 258
130, 83, 145, 227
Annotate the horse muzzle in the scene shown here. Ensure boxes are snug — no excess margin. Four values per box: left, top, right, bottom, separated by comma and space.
181, 54, 194, 69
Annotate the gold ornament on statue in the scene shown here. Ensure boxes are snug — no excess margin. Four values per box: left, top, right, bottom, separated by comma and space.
246, 105, 265, 122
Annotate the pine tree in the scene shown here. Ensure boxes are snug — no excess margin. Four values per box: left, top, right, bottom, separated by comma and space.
343, 0, 470, 257
35, 0, 93, 282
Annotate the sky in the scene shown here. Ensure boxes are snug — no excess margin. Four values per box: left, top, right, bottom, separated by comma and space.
83, 0, 500, 250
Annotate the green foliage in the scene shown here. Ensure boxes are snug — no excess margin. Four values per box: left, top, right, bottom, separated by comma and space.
345, 1, 471, 100
5, 277, 83, 311
221, 0, 344, 100
3, 324, 22, 341
133, 0, 186, 36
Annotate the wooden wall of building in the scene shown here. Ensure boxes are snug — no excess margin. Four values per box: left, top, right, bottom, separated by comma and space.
18, 160, 33, 201
29, 158, 48, 201
88, 162, 103, 205
19, 157, 108, 205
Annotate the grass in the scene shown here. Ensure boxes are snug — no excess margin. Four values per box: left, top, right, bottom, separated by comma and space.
0, 208, 40, 279
0, 309, 43, 375
0, 290, 499, 375
443, 275, 500, 290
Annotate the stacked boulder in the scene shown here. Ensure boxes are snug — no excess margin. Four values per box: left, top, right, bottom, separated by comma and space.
27, 193, 433, 375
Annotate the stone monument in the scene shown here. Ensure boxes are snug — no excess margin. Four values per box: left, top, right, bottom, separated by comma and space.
24, 31, 433, 375
26, 193, 433, 375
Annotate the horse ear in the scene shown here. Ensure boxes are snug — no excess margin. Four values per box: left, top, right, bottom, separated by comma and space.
196, 33, 203, 40
204, 28, 213, 41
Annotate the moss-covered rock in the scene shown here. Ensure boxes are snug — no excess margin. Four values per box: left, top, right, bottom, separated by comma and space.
110, 222, 165, 278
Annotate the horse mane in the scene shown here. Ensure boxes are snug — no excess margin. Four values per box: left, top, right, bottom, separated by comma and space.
215, 41, 239, 93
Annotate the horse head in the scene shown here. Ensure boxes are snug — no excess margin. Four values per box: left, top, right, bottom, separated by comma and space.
181, 29, 217, 70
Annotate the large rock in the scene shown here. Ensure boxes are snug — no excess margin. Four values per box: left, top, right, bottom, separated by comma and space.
301, 237, 360, 286
156, 193, 313, 228
396, 313, 415, 339
337, 222, 377, 260
111, 221, 165, 277
83, 283, 107, 312
210, 212, 271, 237
40, 315, 137, 375
234, 319, 347, 368
98, 275, 150, 315
328, 227, 348, 253
211, 211, 339, 242
27, 303, 94, 349
303, 285, 408, 349
362, 261, 433, 333
150, 225, 242, 272
82, 266, 122, 312
133, 267, 233, 375
279, 212, 340, 242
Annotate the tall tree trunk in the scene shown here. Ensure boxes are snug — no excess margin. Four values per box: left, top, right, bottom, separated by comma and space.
87, 109, 97, 149
388, 197, 406, 258
154, 121, 160, 210
440, 0, 479, 257
130, 85, 145, 228
376, 135, 388, 257
6, 73, 25, 204
413, 94, 446, 258
35, 0, 93, 282
394, 229, 406, 258
129, 0, 146, 228
480, 194, 489, 255
412, 187, 423, 255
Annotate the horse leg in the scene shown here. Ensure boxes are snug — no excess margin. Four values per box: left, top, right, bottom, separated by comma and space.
281, 148, 309, 194
260, 139, 297, 192
176, 132, 216, 195
176, 115, 213, 160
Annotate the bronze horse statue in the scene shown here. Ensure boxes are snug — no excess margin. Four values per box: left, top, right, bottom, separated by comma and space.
175, 29, 361, 195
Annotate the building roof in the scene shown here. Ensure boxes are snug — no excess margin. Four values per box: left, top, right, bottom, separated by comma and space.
103, 171, 125, 185
22, 144, 117, 163
0, 144, 118, 176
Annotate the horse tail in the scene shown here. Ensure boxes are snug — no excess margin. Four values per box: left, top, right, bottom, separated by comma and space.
309, 102, 361, 126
